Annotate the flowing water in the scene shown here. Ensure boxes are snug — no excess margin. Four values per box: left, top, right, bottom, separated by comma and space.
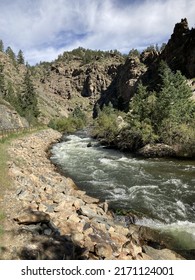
51, 131, 195, 251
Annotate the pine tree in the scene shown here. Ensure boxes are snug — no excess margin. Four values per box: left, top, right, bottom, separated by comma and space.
3, 81, 15, 103
20, 70, 39, 123
0, 63, 5, 97
0, 39, 4, 52
5, 46, 16, 65
123, 62, 195, 149
155, 61, 194, 128
17, 49, 25, 64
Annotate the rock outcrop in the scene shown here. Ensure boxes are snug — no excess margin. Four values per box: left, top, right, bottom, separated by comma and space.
0, 103, 28, 130
1, 19, 195, 125
138, 144, 176, 158
160, 18, 195, 78
0, 129, 184, 260
35, 55, 123, 122
94, 19, 195, 112
94, 57, 147, 113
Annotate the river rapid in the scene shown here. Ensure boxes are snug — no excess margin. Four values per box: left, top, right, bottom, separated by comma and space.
51, 131, 195, 251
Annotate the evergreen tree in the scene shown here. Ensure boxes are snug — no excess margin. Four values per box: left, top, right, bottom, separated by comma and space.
0, 39, 4, 52
5, 46, 16, 65
17, 49, 25, 64
3, 81, 17, 106
154, 61, 195, 145
20, 70, 39, 123
0, 63, 5, 97
125, 83, 158, 147
155, 62, 194, 128
128, 48, 140, 58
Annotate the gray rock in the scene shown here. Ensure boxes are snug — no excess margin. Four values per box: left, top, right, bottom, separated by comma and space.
143, 246, 185, 260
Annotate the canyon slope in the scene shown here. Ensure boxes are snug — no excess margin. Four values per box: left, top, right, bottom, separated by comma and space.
0, 18, 195, 127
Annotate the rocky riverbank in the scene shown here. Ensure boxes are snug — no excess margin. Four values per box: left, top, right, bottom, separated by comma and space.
0, 129, 184, 260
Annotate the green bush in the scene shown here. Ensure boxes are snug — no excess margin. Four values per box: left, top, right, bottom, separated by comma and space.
121, 62, 195, 153
92, 104, 120, 144
48, 107, 87, 133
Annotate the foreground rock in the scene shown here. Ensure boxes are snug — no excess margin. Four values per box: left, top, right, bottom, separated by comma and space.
0, 129, 185, 260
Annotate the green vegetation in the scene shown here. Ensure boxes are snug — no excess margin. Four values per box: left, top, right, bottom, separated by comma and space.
3, 69, 40, 125
93, 62, 195, 156
0, 63, 5, 97
56, 47, 125, 65
92, 103, 123, 144
5, 46, 17, 67
17, 50, 25, 65
0, 40, 4, 52
48, 106, 87, 133
0, 142, 11, 190
128, 48, 140, 58
0, 41, 40, 125
17, 70, 40, 124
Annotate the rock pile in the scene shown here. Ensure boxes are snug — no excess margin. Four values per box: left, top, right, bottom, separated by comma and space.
0, 129, 184, 260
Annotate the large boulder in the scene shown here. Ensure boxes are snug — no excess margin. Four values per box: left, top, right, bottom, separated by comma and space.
138, 143, 176, 158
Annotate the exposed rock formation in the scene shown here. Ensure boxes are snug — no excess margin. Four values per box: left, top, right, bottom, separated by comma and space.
94, 18, 195, 112
1, 19, 195, 125
161, 18, 195, 78
35, 55, 123, 123
138, 144, 176, 158
94, 57, 147, 114
0, 103, 28, 130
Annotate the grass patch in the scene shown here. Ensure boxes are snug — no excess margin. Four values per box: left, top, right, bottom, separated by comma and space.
0, 141, 11, 191
0, 212, 5, 234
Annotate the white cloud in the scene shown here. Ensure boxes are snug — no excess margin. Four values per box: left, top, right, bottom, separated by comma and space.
0, 0, 194, 64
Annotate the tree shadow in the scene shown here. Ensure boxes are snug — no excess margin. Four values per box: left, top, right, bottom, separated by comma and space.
19, 233, 87, 260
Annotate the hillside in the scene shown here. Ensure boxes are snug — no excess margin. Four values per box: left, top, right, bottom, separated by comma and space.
0, 19, 194, 140
33, 49, 125, 123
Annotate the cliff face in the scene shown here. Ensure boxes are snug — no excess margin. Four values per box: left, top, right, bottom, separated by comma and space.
0, 19, 194, 126
160, 18, 195, 78
94, 56, 147, 113
94, 19, 195, 112
0, 52, 29, 129
35, 54, 124, 122
0, 102, 28, 130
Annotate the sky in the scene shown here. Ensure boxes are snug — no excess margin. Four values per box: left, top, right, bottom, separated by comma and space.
0, 0, 194, 65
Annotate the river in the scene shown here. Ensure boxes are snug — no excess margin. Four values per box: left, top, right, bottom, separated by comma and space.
50, 131, 195, 251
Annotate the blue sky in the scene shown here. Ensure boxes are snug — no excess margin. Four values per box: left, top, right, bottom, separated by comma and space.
0, 0, 194, 65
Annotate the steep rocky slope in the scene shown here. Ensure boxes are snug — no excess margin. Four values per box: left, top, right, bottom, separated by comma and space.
0, 52, 29, 129
95, 18, 195, 111
161, 18, 195, 78
0, 102, 28, 130
0, 19, 194, 127
34, 53, 124, 123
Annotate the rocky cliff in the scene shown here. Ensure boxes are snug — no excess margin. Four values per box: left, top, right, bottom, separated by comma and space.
0, 19, 194, 126
0, 52, 29, 129
94, 18, 195, 112
34, 53, 124, 122
0, 102, 28, 130
161, 18, 195, 78
94, 56, 147, 114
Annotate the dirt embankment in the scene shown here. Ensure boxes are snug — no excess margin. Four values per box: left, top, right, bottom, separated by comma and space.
0, 129, 184, 260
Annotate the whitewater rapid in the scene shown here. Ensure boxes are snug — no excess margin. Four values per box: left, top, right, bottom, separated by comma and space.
51, 131, 195, 250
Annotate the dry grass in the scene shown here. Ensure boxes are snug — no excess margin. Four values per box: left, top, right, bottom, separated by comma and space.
0, 142, 11, 192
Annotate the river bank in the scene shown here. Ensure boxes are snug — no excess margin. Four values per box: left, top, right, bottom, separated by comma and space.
0, 129, 185, 260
